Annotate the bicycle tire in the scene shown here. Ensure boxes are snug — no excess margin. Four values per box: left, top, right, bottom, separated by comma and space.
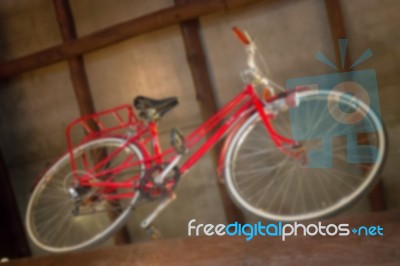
26, 137, 144, 253
224, 90, 386, 221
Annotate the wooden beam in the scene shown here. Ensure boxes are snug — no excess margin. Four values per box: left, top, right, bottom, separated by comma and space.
324, 0, 386, 211
8, 210, 400, 265
175, 0, 245, 224
53, 0, 95, 117
0, 0, 264, 78
324, 0, 351, 71
53, 0, 131, 245
0, 150, 31, 258
368, 180, 386, 211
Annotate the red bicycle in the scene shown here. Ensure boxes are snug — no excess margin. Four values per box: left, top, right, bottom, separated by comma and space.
26, 27, 386, 253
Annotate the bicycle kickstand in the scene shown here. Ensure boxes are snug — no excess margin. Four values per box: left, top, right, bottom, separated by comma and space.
140, 193, 177, 238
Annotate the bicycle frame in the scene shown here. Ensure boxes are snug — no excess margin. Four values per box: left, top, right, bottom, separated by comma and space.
73, 84, 297, 200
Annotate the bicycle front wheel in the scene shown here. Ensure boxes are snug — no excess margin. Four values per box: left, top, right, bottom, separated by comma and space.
224, 90, 386, 221
26, 138, 145, 253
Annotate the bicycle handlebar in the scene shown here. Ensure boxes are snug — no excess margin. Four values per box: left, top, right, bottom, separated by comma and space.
232, 26, 279, 92
232, 26, 251, 46
233, 26, 268, 86
232, 26, 256, 68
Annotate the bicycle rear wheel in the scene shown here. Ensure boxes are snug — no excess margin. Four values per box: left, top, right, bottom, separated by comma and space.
224, 90, 386, 221
26, 137, 145, 253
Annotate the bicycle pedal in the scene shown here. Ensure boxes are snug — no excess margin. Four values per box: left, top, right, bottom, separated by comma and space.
145, 224, 162, 240
170, 127, 186, 154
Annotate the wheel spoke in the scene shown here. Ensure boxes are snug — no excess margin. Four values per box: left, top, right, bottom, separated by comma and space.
26, 138, 145, 252
225, 91, 385, 221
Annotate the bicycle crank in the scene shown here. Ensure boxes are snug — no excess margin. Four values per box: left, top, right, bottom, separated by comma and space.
141, 193, 177, 229
140, 163, 180, 199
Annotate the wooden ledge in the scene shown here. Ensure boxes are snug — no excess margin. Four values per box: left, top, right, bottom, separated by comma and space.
8, 210, 400, 266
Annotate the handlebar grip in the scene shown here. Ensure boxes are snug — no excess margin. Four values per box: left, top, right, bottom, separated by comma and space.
232, 26, 251, 45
